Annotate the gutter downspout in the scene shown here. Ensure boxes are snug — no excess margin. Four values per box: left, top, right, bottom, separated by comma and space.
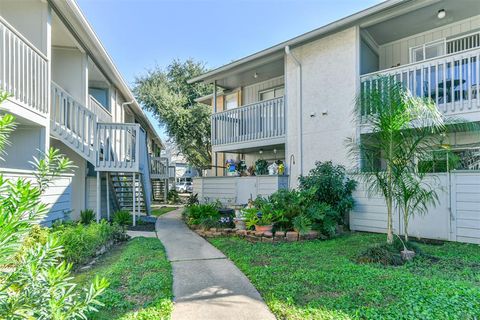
121, 100, 135, 123
285, 45, 303, 177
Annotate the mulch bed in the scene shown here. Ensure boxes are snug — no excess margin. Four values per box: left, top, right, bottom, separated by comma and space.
127, 216, 157, 232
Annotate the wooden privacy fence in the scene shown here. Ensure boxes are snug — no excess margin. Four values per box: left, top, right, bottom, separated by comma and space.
350, 171, 480, 244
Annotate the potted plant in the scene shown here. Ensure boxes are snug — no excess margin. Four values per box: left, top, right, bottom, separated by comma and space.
244, 203, 283, 233
226, 159, 238, 176
238, 160, 247, 176
255, 159, 268, 175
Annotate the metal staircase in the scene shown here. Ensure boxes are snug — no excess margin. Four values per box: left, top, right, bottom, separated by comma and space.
49, 83, 153, 217
152, 179, 168, 202
109, 173, 148, 213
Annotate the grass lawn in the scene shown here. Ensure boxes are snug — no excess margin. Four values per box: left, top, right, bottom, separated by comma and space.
151, 207, 178, 217
74, 237, 173, 319
210, 233, 480, 320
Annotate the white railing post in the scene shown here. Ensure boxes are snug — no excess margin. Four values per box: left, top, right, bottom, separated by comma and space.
210, 96, 285, 148
0, 16, 48, 117
359, 48, 480, 120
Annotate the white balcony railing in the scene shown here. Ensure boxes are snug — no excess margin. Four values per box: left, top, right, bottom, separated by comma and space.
0, 16, 48, 116
51, 82, 96, 164
360, 48, 480, 120
211, 96, 285, 147
96, 123, 141, 172
150, 156, 169, 179
89, 95, 112, 123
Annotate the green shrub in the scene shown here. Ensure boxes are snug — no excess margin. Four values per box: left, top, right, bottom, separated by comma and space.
356, 237, 421, 266
16, 224, 50, 261
243, 204, 285, 229
186, 193, 199, 206
80, 209, 95, 225
167, 189, 180, 204
53, 221, 126, 267
113, 210, 132, 226
299, 161, 357, 226
184, 202, 220, 226
292, 215, 312, 235
250, 161, 357, 237
0, 104, 107, 318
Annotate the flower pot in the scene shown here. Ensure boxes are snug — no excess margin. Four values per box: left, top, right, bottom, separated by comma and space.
255, 225, 273, 233
234, 219, 246, 230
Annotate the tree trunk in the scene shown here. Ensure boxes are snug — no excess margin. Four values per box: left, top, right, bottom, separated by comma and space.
386, 196, 394, 244
403, 206, 409, 243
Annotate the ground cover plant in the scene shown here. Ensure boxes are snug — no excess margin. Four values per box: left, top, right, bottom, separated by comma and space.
52, 221, 127, 267
210, 232, 480, 320
151, 206, 178, 217
183, 201, 234, 229
74, 237, 173, 320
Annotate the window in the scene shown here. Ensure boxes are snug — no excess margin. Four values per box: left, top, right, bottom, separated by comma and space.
224, 93, 238, 110
410, 40, 445, 63
89, 87, 109, 110
259, 86, 284, 101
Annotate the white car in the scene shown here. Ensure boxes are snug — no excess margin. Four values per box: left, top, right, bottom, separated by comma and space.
176, 182, 192, 193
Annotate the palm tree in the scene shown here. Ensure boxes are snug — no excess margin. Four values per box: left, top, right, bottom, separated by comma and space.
351, 76, 447, 244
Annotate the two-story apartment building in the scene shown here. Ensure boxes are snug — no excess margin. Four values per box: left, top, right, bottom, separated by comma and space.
0, 0, 170, 224
191, 0, 480, 244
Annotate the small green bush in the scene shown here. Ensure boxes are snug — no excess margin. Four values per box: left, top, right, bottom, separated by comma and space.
167, 189, 180, 204
292, 215, 312, 235
184, 202, 220, 226
299, 161, 357, 226
16, 224, 50, 261
53, 221, 126, 267
113, 210, 131, 227
80, 209, 95, 225
186, 193, 199, 206
356, 237, 421, 266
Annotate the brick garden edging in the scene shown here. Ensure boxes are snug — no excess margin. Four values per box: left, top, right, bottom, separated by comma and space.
189, 225, 324, 242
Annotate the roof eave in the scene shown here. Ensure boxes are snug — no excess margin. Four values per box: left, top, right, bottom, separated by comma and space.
50, 0, 164, 147
188, 0, 414, 84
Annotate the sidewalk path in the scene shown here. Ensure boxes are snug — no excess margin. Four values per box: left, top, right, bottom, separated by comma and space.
156, 208, 275, 320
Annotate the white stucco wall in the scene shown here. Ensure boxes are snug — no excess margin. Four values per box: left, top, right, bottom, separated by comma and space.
285, 27, 359, 186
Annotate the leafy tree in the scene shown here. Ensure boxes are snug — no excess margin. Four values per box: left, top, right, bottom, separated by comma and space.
0, 94, 108, 318
352, 77, 446, 243
350, 76, 477, 244
134, 59, 212, 173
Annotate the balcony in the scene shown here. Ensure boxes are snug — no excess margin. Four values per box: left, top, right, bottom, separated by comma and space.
150, 157, 170, 179
0, 16, 48, 122
211, 96, 285, 152
89, 95, 112, 123
360, 48, 480, 124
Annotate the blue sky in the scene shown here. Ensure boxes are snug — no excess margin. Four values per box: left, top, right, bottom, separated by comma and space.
77, 0, 381, 138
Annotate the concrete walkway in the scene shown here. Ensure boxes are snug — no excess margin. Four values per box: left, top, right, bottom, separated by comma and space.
156, 209, 275, 320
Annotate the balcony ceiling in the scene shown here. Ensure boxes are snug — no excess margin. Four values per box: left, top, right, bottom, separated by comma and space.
51, 11, 81, 49
213, 57, 284, 90
364, 0, 480, 45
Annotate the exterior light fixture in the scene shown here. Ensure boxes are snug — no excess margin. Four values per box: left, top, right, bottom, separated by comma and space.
253, 72, 258, 79
437, 9, 446, 19
259, 149, 263, 155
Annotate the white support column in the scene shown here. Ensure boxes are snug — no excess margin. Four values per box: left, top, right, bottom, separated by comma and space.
106, 172, 110, 221
45, 5, 52, 152
137, 174, 141, 219
132, 172, 136, 226
96, 171, 101, 222
213, 80, 218, 176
